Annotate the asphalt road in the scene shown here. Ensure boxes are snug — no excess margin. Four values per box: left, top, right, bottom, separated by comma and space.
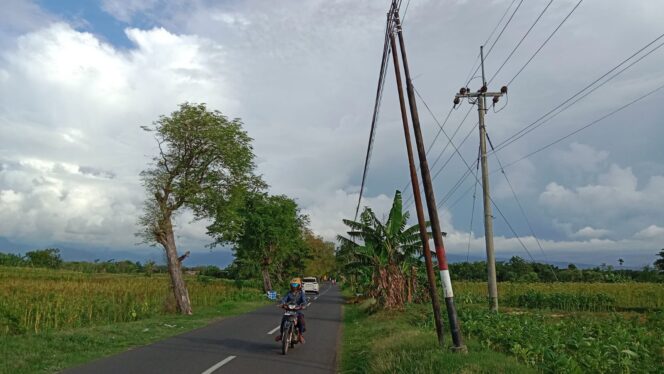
62, 284, 343, 374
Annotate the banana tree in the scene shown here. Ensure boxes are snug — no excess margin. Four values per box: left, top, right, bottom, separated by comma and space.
337, 191, 424, 308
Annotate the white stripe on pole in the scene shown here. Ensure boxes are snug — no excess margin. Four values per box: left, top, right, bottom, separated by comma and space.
439, 270, 454, 298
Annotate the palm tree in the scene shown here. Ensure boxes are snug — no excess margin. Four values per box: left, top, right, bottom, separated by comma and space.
337, 191, 424, 308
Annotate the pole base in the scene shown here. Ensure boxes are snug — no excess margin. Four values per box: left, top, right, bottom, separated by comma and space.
449, 345, 469, 354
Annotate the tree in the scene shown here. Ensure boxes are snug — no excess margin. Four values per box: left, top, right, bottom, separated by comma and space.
138, 103, 260, 314
25, 248, 62, 268
229, 193, 308, 292
337, 191, 422, 309
655, 249, 664, 273
303, 230, 336, 279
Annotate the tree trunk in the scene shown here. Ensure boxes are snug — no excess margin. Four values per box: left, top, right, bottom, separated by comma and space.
160, 214, 193, 315
410, 266, 417, 303
407, 266, 415, 303
261, 256, 273, 292
374, 264, 406, 309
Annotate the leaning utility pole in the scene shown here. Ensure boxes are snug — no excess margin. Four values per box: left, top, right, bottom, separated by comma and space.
393, 12, 466, 352
454, 46, 507, 312
388, 28, 445, 348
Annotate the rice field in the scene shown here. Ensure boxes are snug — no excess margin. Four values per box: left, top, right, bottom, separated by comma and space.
0, 266, 263, 335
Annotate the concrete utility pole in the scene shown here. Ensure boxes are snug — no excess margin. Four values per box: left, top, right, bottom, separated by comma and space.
454, 46, 507, 312
393, 13, 466, 352
388, 28, 445, 348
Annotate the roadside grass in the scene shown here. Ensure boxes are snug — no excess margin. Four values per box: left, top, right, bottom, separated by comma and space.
340, 300, 536, 374
0, 299, 268, 374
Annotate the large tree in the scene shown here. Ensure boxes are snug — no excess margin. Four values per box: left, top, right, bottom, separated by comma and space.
229, 193, 308, 292
138, 103, 260, 314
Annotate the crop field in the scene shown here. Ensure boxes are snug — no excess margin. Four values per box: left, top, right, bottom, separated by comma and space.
0, 266, 263, 335
342, 281, 664, 373
454, 281, 664, 311
446, 282, 663, 372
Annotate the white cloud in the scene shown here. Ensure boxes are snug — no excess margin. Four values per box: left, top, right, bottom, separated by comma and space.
0, 23, 234, 249
1, 0, 664, 267
572, 226, 611, 239
634, 225, 664, 240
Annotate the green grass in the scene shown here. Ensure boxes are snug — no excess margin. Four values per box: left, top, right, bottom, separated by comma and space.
340, 300, 536, 374
0, 299, 268, 374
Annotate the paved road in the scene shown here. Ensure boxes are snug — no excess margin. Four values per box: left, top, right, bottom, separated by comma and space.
63, 284, 343, 374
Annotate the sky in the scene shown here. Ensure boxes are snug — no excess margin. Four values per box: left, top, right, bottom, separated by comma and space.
0, 0, 663, 267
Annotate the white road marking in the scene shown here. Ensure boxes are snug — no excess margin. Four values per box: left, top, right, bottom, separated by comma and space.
267, 325, 281, 335
201, 356, 236, 374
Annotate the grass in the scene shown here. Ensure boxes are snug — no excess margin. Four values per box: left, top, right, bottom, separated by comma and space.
0, 300, 268, 374
340, 300, 536, 374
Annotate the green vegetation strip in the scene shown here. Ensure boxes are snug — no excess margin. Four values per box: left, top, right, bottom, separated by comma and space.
340, 301, 535, 374
0, 300, 267, 374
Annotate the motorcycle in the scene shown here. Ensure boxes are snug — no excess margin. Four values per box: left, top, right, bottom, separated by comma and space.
279, 303, 308, 355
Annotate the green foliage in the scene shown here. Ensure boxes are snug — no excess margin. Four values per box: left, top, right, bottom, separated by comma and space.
449, 256, 663, 283
460, 307, 664, 373
303, 230, 336, 279
24, 248, 62, 269
341, 303, 535, 374
337, 190, 424, 308
138, 102, 263, 246
509, 291, 615, 312
228, 193, 309, 289
0, 252, 26, 267
655, 249, 664, 272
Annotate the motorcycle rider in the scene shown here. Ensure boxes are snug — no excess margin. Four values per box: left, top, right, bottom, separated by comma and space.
275, 277, 308, 343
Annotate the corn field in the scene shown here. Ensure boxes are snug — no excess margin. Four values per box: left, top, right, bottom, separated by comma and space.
0, 266, 263, 335
454, 281, 664, 311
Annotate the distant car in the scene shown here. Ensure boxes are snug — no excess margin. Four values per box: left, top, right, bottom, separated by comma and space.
302, 277, 319, 294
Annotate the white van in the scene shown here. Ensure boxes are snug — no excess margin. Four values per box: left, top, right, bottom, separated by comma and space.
302, 277, 319, 294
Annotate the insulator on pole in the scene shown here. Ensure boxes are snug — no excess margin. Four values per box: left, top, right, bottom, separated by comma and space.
460, 87, 467, 95
501, 86, 508, 94
492, 96, 499, 105
453, 96, 461, 106
480, 85, 487, 93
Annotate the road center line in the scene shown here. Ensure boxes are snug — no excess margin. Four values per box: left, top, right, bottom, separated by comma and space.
267, 325, 281, 335
201, 355, 236, 374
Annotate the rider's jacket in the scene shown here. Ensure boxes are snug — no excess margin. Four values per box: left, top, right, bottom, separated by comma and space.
280, 290, 307, 306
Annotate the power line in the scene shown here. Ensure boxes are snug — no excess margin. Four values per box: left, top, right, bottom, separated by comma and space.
466, 0, 526, 86
493, 33, 664, 153
488, 0, 554, 85
507, 0, 584, 86
499, 80, 664, 170
415, 87, 542, 265
354, 6, 399, 221
464, 0, 519, 85
486, 132, 559, 281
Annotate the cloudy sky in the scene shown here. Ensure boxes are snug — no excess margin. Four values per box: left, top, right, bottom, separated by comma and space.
1, 0, 663, 267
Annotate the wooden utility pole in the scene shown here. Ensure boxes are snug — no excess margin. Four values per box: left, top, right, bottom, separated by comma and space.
454, 46, 507, 312
393, 12, 466, 352
389, 29, 445, 347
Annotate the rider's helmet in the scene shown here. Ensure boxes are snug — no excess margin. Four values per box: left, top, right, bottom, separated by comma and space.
290, 277, 302, 291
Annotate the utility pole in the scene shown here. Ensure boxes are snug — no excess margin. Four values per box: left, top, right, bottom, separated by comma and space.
454, 46, 507, 312
388, 28, 445, 348
393, 12, 466, 352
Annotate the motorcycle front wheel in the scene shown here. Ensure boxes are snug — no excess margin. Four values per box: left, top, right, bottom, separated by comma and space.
281, 324, 291, 355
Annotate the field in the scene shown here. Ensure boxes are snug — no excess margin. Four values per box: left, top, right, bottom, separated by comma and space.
341, 281, 664, 373
0, 266, 268, 373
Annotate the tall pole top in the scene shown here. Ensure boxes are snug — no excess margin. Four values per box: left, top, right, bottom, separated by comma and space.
480, 46, 486, 87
